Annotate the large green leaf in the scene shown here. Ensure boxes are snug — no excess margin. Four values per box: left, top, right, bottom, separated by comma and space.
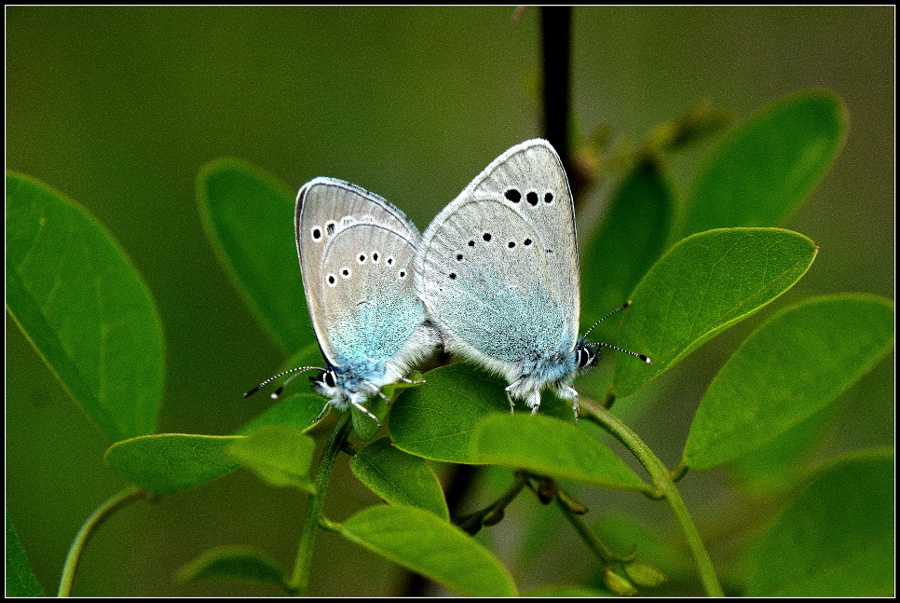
580, 157, 674, 326
6, 172, 164, 441
470, 414, 647, 492
612, 228, 817, 398
177, 545, 286, 589
197, 159, 314, 355
682, 90, 847, 236
6, 515, 44, 597
105, 434, 241, 495
684, 295, 893, 470
225, 425, 316, 492
390, 363, 572, 463
336, 505, 518, 597
745, 449, 894, 596
350, 438, 449, 519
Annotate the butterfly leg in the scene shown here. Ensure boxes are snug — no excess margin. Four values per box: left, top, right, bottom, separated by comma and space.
350, 398, 382, 427
556, 383, 580, 423
526, 389, 542, 414
505, 376, 526, 414
310, 400, 333, 425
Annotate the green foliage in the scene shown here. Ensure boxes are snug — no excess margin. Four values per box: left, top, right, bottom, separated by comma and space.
682, 90, 847, 237
612, 228, 818, 398
745, 449, 894, 596
104, 434, 242, 495
6, 172, 164, 441
335, 505, 518, 597
470, 414, 647, 492
684, 295, 894, 470
6, 515, 44, 597
197, 159, 315, 355
350, 438, 450, 519
580, 157, 674, 326
177, 545, 286, 590
226, 426, 317, 493
390, 363, 577, 463
7, 80, 892, 597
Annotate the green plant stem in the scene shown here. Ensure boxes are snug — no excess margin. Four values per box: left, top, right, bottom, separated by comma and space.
555, 496, 619, 564
58, 486, 150, 597
581, 400, 724, 597
288, 414, 353, 596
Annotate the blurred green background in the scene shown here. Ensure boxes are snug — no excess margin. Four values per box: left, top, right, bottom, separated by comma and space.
7, 6, 893, 596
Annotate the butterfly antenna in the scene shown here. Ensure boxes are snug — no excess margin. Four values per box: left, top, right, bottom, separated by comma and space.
243, 365, 322, 399
591, 341, 652, 364
582, 300, 634, 339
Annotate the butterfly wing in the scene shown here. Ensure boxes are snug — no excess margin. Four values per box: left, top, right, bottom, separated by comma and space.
416, 139, 579, 371
296, 177, 422, 367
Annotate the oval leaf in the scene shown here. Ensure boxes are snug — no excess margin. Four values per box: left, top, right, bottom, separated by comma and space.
238, 393, 327, 435
105, 434, 241, 494
746, 449, 894, 596
581, 157, 674, 326
226, 425, 316, 492
6, 172, 164, 441
337, 505, 517, 597
350, 438, 449, 520
612, 228, 818, 398
470, 414, 647, 492
197, 159, 314, 355
683, 90, 847, 236
6, 515, 44, 597
177, 545, 286, 589
684, 294, 894, 469
390, 364, 573, 463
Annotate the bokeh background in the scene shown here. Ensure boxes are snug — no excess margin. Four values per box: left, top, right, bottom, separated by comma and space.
7, 6, 893, 596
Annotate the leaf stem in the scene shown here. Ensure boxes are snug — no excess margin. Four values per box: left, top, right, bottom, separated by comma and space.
288, 413, 353, 596
58, 486, 150, 597
555, 495, 619, 564
581, 400, 724, 597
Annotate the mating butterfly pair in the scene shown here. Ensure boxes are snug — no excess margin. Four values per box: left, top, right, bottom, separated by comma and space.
245, 139, 649, 425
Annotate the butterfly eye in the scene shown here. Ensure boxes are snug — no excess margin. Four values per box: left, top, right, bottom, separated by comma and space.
324, 371, 336, 388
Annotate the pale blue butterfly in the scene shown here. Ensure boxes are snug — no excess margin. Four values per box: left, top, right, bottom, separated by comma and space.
415, 139, 650, 419
245, 177, 439, 425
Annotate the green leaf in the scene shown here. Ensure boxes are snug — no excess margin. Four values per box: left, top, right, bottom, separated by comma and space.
177, 545, 286, 589
6, 172, 164, 441
746, 448, 894, 596
581, 157, 674, 326
351, 395, 388, 443
612, 228, 818, 398
684, 294, 894, 470
6, 514, 44, 597
682, 90, 847, 236
237, 393, 327, 435
197, 159, 314, 355
336, 505, 518, 597
726, 403, 842, 498
226, 425, 316, 493
350, 438, 449, 520
105, 434, 241, 494
470, 414, 647, 492
390, 364, 573, 463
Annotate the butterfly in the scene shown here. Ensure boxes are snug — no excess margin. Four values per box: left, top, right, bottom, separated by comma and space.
415, 139, 649, 419
245, 177, 439, 425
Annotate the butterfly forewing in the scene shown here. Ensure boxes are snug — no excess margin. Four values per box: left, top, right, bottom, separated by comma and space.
297, 177, 420, 365
417, 140, 580, 363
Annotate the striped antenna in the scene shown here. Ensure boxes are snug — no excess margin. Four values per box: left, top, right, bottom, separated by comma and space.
243, 365, 323, 399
